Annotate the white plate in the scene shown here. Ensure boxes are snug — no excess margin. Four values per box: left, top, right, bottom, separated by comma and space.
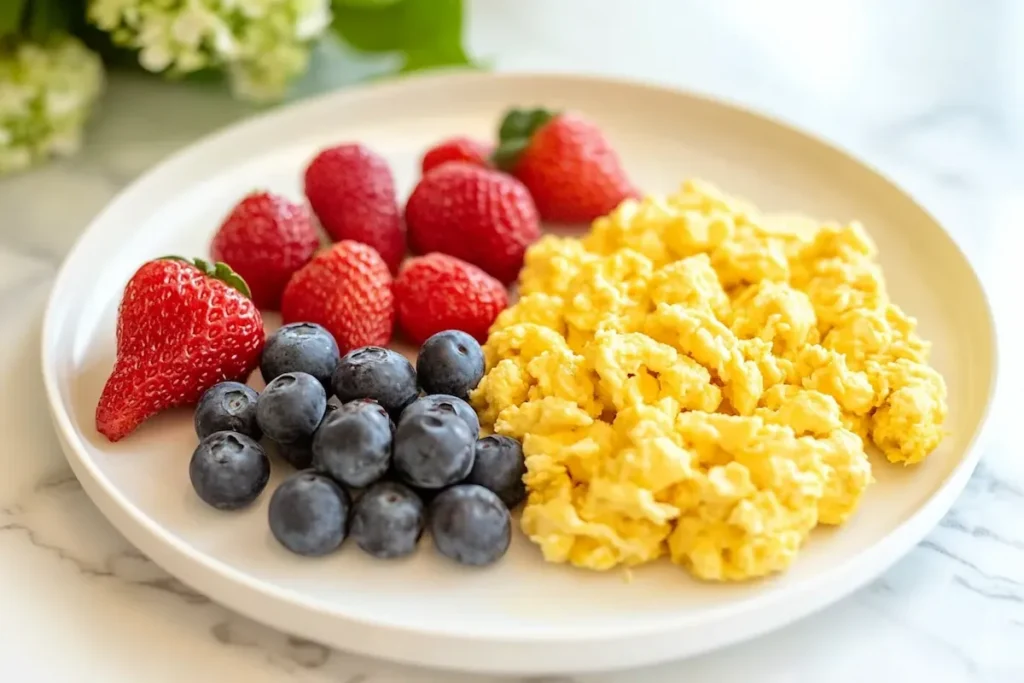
41, 72, 998, 675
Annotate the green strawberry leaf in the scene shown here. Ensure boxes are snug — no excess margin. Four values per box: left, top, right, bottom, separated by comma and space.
212, 261, 252, 299
332, 0, 474, 71
492, 107, 556, 171
159, 256, 252, 299
492, 139, 530, 172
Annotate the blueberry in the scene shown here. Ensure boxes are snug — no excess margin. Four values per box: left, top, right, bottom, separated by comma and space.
189, 431, 270, 510
268, 471, 350, 556
416, 330, 485, 401
350, 481, 425, 559
429, 484, 511, 566
399, 394, 479, 439
393, 408, 474, 489
466, 435, 526, 508
261, 323, 340, 392
194, 382, 261, 441
256, 372, 326, 444
333, 346, 418, 417
312, 399, 393, 487
274, 403, 339, 470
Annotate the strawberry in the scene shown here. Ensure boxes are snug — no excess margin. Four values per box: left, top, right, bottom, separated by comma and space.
494, 108, 639, 223
394, 253, 508, 344
304, 143, 405, 273
95, 258, 265, 442
404, 162, 540, 284
281, 240, 394, 353
210, 191, 320, 310
421, 136, 493, 175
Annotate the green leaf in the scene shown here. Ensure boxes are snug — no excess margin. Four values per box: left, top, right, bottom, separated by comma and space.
160, 256, 252, 299
26, 0, 70, 42
212, 261, 252, 299
492, 107, 556, 170
0, 0, 28, 39
335, 0, 404, 7
332, 0, 473, 71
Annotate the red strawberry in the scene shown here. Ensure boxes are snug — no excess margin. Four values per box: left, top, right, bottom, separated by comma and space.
281, 240, 394, 353
494, 108, 639, 223
404, 162, 540, 284
304, 144, 405, 273
394, 253, 508, 344
95, 258, 265, 442
421, 136, 493, 175
210, 191, 320, 310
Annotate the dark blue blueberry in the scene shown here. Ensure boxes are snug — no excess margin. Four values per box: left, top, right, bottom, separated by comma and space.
268, 471, 349, 556
332, 346, 418, 418
399, 394, 479, 439
466, 435, 526, 508
256, 372, 326, 444
189, 431, 270, 510
194, 382, 261, 441
416, 330, 485, 400
393, 408, 474, 489
429, 484, 511, 566
350, 481, 425, 559
272, 403, 339, 470
312, 399, 393, 487
260, 323, 340, 392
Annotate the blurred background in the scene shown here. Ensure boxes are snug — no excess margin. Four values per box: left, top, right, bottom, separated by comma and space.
0, 1, 1021, 682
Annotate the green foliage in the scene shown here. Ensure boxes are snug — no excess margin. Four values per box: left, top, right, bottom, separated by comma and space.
333, 0, 474, 72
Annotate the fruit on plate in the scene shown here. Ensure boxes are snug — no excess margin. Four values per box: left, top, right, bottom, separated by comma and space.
494, 107, 639, 223
466, 435, 527, 509
193, 382, 261, 441
182, 332, 522, 566
349, 481, 426, 559
275, 401, 338, 470
256, 371, 327, 445
421, 136, 493, 175
429, 484, 512, 566
404, 162, 540, 283
304, 143, 405, 273
260, 322, 340, 392
393, 407, 475, 489
281, 240, 395, 354
331, 346, 418, 418
210, 191, 320, 309
269, 471, 350, 557
394, 253, 508, 345
189, 431, 270, 511
415, 330, 485, 401
95, 257, 265, 442
399, 394, 480, 440
312, 399, 394, 488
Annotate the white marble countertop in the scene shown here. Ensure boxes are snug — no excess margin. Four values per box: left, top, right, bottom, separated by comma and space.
1, 1, 1022, 681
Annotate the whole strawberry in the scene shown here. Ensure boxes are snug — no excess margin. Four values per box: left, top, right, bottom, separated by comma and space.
394, 253, 508, 344
494, 108, 639, 223
281, 240, 394, 353
304, 143, 405, 273
421, 136, 493, 175
95, 258, 265, 442
210, 191, 320, 310
404, 162, 540, 284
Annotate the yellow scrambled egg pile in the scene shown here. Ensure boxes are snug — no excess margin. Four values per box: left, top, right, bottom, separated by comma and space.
470, 179, 948, 581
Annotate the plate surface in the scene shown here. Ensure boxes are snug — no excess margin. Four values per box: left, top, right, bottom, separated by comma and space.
41, 72, 997, 675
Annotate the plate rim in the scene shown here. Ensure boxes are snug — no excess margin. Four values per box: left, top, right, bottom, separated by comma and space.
39, 69, 1001, 666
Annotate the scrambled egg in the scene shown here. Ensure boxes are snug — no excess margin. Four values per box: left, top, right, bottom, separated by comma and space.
470, 179, 948, 581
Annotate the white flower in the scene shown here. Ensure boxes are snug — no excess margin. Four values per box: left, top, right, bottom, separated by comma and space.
0, 36, 105, 176
88, 0, 333, 102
